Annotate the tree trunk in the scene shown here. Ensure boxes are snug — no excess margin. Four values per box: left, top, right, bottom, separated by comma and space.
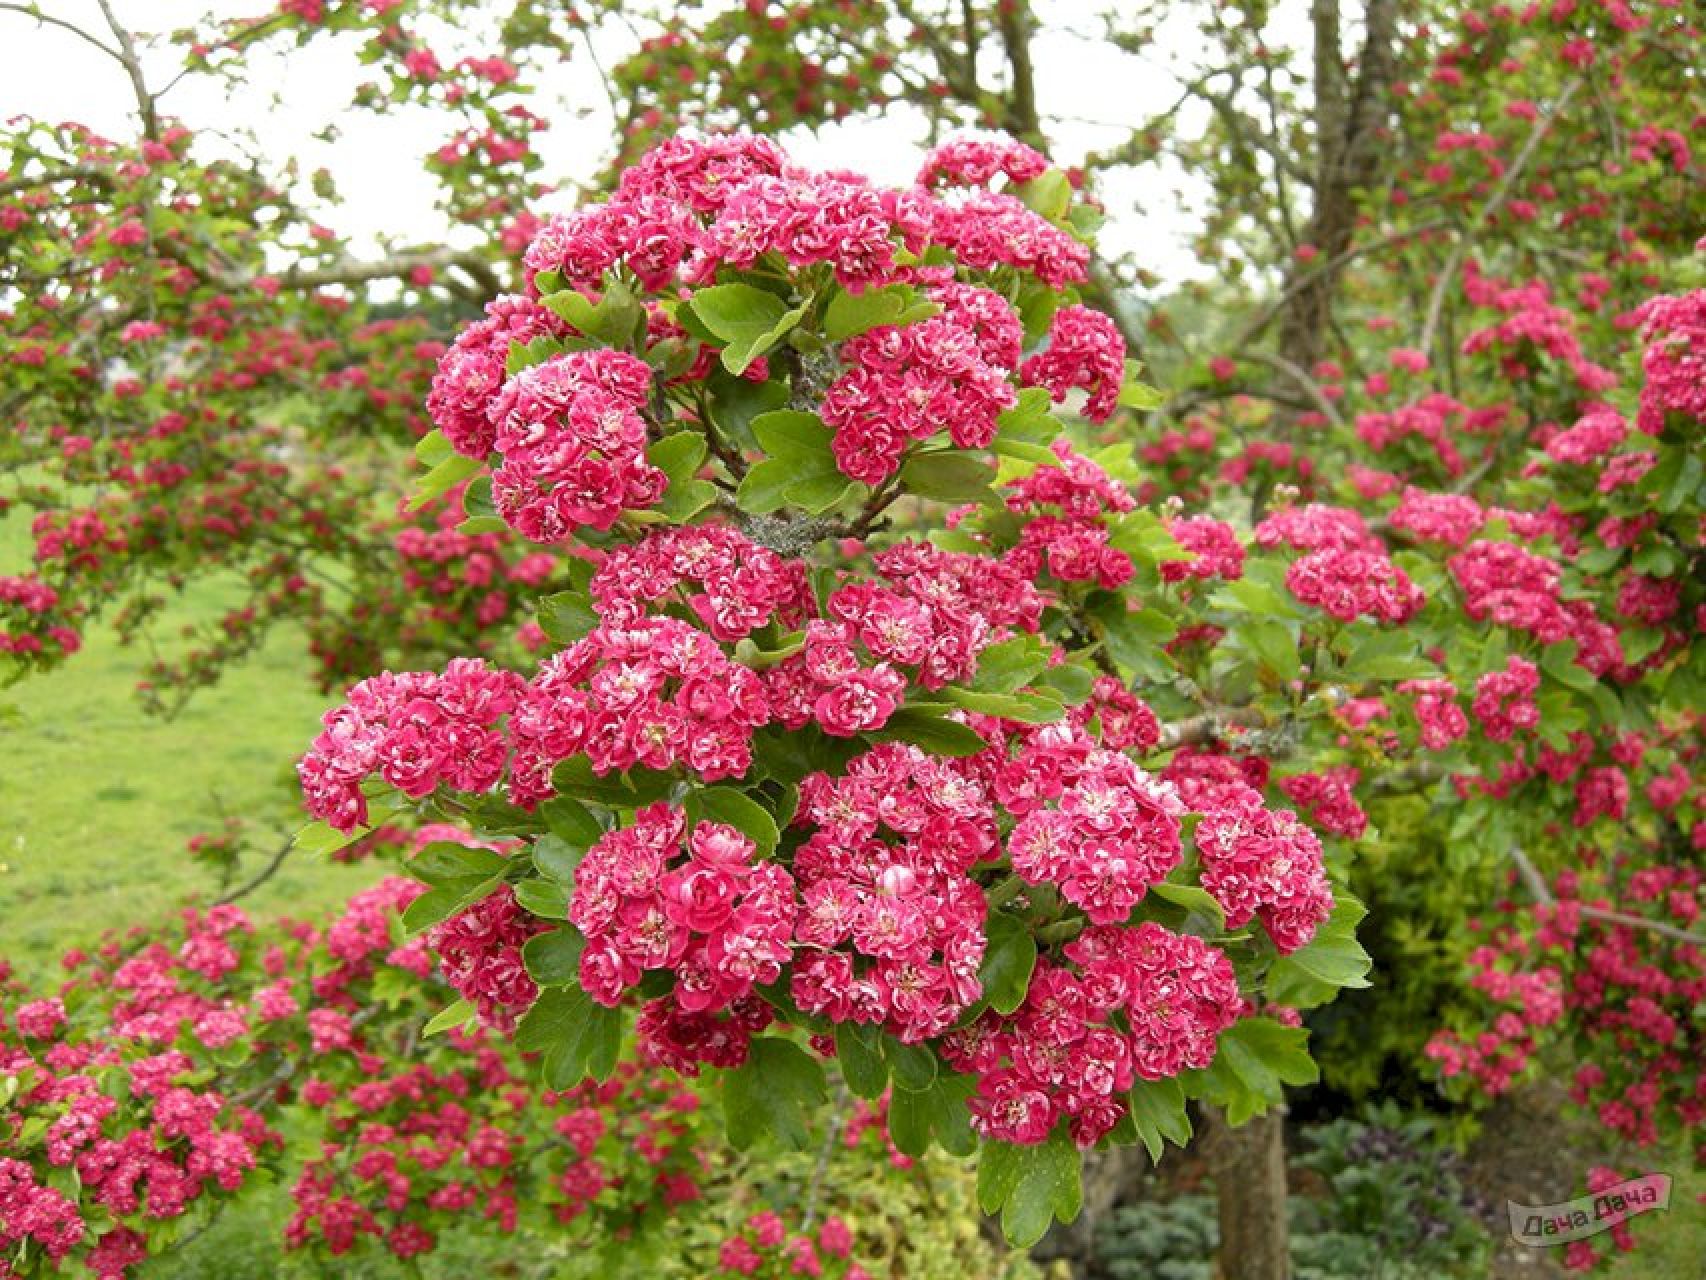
1276, 0, 1400, 375
1208, 1105, 1291, 1280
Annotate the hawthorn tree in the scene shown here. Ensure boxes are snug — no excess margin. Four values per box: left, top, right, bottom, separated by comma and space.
2, 2, 1702, 1279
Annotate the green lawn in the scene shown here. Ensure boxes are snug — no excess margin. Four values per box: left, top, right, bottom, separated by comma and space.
0, 522, 378, 977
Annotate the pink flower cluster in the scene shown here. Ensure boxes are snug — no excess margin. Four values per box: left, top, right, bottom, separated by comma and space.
1006, 745, 1185, 924
766, 540, 1040, 735
1020, 304, 1126, 422
1388, 488, 1487, 546
429, 885, 547, 1032
508, 617, 769, 803
299, 659, 522, 831
570, 804, 795, 1014
1471, 656, 1540, 742
1632, 289, 1705, 433
1285, 548, 1425, 623
1076, 676, 1161, 752
487, 349, 665, 541
917, 134, 1049, 189
1194, 791, 1334, 953
1546, 403, 1628, 465
716, 1209, 869, 1279
820, 284, 1020, 483
788, 743, 993, 1042
1254, 503, 1377, 554
1400, 679, 1469, 750
1004, 440, 1137, 589
1161, 516, 1246, 583
1278, 767, 1368, 840
427, 294, 564, 458
590, 524, 813, 641
947, 924, 1240, 1147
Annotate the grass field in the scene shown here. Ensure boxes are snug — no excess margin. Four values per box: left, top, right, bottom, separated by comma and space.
0, 516, 377, 978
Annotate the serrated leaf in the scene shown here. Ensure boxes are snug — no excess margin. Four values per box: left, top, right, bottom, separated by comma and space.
684, 786, 780, 856
723, 1037, 826, 1151
648, 431, 717, 520
1127, 1076, 1191, 1162
867, 707, 989, 756
292, 820, 370, 858
422, 997, 475, 1037
537, 590, 600, 647
882, 1037, 939, 1092
981, 910, 1037, 1015
690, 283, 800, 374
824, 283, 939, 341
969, 635, 1053, 695
522, 927, 586, 986
515, 986, 623, 1088
834, 1023, 888, 1099
550, 757, 677, 808
1266, 895, 1372, 1007
1149, 880, 1227, 926
941, 687, 1067, 723
406, 450, 482, 512
407, 841, 509, 886
889, 1075, 976, 1157
512, 876, 566, 919
978, 1127, 1082, 1247
900, 452, 999, 505
400, 872, 508, 935
1340, 630, 1436, 681
1187, 1016, 1317, 1125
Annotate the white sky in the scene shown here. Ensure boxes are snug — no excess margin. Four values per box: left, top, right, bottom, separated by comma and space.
0, 1, 1305, 286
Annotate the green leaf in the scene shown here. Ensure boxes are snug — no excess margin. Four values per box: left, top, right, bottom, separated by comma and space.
538, 796, 604, 847
515, 986, 623, 1089
522, 927, 586, 986
550, 757, 677, 808
1238, 618, 1300, 683
888, 1075, 976, 1158
1339, 631, 1436, 681
414, 428, 452, 468
1540, 641, 1598, 692
978, 1128, 1083, 1247
422, 998, 475, 1037
1187, 1017, 1318, 1125
1127, 1077, 1191, 1163
400, 872, 508, 935
941, 687, 1067, 723
883, 1037, 939, 1092
537, 590, 600, 647
648, 432, 717, 521
969, 635, 1053, 695
723, 1037, 826, 1151
512, 876, 566, 920
690, 283, 800, 374
867, 707, 989, 757
1118, 380, 1166, 411
684, 786, 780, 856
981, 910, 1037, 1015
1032, 663, 1095, 705
1014, 168, 1072, 220
823, 283, 939, 341
737, 410, 853, 514
1266, 895, 1373, 1008
407, 841, 509, 886
407, 449, 482, 513
1148, 881, 1226, 926
292, 820, 370, 859
900, 452, 1000, 505
834, 1023, 889, 1099
543, 281, 642, 345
